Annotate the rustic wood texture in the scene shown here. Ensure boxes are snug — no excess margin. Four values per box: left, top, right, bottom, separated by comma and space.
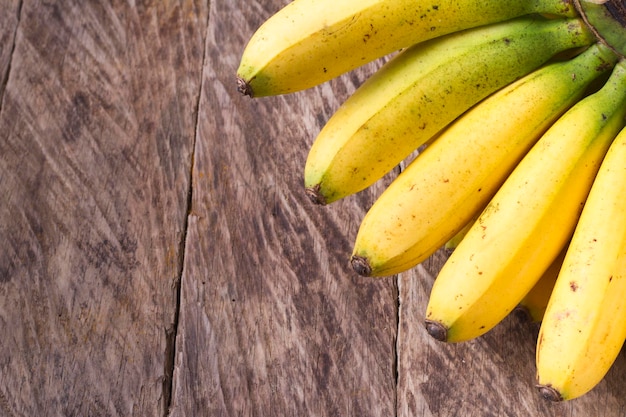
0, 0, 20, 101
167, 2, 398, 415
2, 1, 626, 416
0, 1, 207, 415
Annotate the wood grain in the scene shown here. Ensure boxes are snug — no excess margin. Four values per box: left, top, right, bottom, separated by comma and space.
0, 0, 20, 102
2, 1, 626, 416
168, 1, 398, 416
0, 1, 207, 415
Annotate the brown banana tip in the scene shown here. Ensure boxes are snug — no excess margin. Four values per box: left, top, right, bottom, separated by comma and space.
512, 305, 533, 323
236, 76, 254, 97
305, 184, 326, 205
424, 320, 448, 342
350, 255, 372, 277
536, 384, 563, 402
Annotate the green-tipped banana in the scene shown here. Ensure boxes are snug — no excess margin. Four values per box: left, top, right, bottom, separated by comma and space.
424, 60, 626, 343
236, 0, 578, 97
536, 124, 626, 402
348, 42, 617, 277
304, 16, 595, 205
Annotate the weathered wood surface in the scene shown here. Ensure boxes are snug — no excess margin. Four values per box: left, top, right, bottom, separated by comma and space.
2, 1, 626, 416
0, 1, 207, 415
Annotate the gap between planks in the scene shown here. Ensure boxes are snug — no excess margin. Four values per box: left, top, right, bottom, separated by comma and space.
162, 6, 211, 415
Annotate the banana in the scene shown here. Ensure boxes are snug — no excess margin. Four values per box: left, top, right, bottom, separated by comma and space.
423, 60, 626, 344
304, 16, 596, 205
236, 0, 579, 97
515, 244, 567, 323
535, 125, 626, 402
349, 42, 617, 277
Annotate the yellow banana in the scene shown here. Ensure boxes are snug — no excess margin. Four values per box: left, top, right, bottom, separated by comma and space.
304, 16, 595, 205
349, 42, 617, 277
424, 60, 626, 344
236, 0, 578, 97
515, 244, 567, 323
535, 125, 626, 402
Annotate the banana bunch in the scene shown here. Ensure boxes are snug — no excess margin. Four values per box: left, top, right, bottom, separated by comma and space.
238, 0, 626, 403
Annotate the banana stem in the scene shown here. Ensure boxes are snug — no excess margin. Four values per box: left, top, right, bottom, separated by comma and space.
574, 0, 626, 57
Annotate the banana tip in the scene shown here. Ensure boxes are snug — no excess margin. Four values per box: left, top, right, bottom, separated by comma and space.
305, 184, 326, 205
350, 255, 372, 277
236, 76, 254, 97
424, 320, 448, 342
536, 384, 563, 402
512, 305, 533, 323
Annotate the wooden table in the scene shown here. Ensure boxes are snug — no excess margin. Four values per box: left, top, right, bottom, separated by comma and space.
2, 1, 625, 415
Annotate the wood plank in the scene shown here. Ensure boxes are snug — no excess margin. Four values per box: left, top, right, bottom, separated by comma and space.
0, 1, 207, 415
169, 1, 398, 415
183, 1, 626, 416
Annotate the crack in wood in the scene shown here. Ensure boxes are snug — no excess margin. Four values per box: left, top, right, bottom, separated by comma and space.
394, 275, 401, 417
161, 118, 192, 417
162, 6, 211, 415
